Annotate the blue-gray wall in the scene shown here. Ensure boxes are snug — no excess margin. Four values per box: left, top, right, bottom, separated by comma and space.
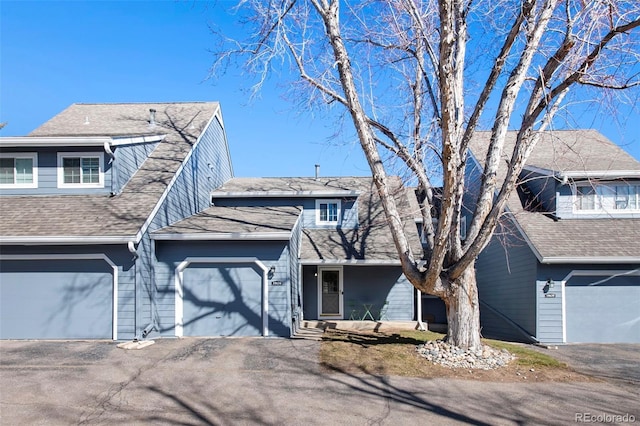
136, 115, 234, 337
302, 265, 414, 321
111, 141, 160, 194
0, 148, 111, 195
153, 240, 292, 337
289, 216, 303, 333
475, 222, 538, 342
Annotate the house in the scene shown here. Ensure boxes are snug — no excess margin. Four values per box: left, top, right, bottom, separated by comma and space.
0, 102, 423, 340
0, 102, 233, 340
469, 130, 640, 344
151, 176, 422, 337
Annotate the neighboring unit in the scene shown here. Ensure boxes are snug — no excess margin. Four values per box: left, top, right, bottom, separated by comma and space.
0, 102, 233, 340
470, 130, 640, 344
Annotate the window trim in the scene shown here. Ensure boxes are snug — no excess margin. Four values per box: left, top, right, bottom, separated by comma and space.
0, 152, 38, 189
573, 182, 640, 214
57, 152, 104, 188
315, 199, 341, 225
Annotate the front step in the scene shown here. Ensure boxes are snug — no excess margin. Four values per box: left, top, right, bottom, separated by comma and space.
292, 326, 325, 341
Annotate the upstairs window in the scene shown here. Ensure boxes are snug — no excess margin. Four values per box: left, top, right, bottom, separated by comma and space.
0, 153, 37, 188
575, 183, 640, 212
316, 199, 341, 225
57, 153, 103, 188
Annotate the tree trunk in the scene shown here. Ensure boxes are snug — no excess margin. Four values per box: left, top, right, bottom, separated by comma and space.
442, 266, 482, 350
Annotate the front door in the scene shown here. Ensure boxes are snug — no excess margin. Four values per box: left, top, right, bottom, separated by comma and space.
318, 267, 343, 318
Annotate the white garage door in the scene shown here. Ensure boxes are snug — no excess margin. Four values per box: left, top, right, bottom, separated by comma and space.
0, 259, 114, 339
565, 275, 640, 343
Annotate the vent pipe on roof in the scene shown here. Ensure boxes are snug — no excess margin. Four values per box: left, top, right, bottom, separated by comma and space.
149, 108, 156, 126
315, 164, 320, 179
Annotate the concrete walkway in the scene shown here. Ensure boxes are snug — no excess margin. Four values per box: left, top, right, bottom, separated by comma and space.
1, 338, 638, 425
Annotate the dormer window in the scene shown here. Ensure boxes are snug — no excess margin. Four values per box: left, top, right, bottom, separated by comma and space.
316, 199, 341, 225
575, 183, 640, 212
0, 153, 37, 188
57, 153, 104, 188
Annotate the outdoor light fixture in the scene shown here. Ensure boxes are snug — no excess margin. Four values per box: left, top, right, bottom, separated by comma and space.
269, 266, 276, 275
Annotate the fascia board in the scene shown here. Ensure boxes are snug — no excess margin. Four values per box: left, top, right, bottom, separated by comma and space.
110, 135, 166, 146
0, 135, 166, 148
0, 136, 113, 147
541, 256, 640, 264
210, 190, 361, 198
0, 236, 136, 245
299, 259, 402, 266
559, 170, 640, 179
151, 232, 292, 241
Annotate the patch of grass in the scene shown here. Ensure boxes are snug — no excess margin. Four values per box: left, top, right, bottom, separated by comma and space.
319, 329, 578, 382
484, 339, 565, 368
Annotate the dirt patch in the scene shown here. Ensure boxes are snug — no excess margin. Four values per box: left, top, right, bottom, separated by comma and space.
319, 329, 598, 383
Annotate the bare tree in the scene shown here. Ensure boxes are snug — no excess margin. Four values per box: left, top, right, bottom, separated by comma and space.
212, 0, 640, 350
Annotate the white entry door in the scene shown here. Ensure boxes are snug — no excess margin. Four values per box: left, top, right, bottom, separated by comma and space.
318, 267, 343, 319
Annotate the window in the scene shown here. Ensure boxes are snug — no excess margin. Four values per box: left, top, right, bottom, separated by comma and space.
57, 153, 103, 188
575, 183, 640, 212
315, 199, 341, 225
0, 153, 37, 188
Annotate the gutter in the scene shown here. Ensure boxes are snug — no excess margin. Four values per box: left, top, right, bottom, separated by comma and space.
211, 190, 361, 200
0, 135, 165, 148
151, 232, 292, 241
0, 236, 137, 245
541, 256, 640, 264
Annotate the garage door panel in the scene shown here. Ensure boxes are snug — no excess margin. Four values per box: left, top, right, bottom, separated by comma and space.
0, 260, 113, 339
566, 277, 640, 343
182, 265, 262, 337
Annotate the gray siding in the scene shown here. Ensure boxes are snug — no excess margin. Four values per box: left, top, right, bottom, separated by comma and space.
537, 263, 640, 343
556, 184, 575, 219
289, 216, 303, 333
301, 265, 414, 320
535, 279, 564, 343
153, 240, 291, 337
148, 116, 233, 233
519, 170, 556, 213
475, 224, 538, 342
0, 244, 136, 340
0, 148, 111, 195
111, 141, 159, 194
139, 115, 234, 338
301, 198, 358, 229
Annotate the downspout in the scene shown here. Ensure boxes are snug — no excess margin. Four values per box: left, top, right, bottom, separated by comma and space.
416, 288, 427, 331
103, 140, 116, 195
133, 239, 158, 341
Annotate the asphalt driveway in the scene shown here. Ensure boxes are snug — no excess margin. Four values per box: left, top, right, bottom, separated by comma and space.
531, 343, 640, 390
1, 338, 638, 425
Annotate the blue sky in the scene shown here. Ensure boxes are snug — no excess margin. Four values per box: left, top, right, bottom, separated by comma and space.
1, 1, 639, 179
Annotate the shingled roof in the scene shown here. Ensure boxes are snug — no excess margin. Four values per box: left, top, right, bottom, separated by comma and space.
468, 130, 640, 262
206, 176, 422, 262
0, 102, 220, 242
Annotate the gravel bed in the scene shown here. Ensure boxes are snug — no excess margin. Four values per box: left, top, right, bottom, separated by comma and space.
417, 340, 515, 370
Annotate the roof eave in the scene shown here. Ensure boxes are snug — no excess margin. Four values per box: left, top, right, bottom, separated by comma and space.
210, 190, 362, 199
541, 256, 640, 264
0, 236, 136, 245
0, 135, 166, 147
151, 232, 292, 241
299, 259, 402, 266
559, 170, 640, 180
